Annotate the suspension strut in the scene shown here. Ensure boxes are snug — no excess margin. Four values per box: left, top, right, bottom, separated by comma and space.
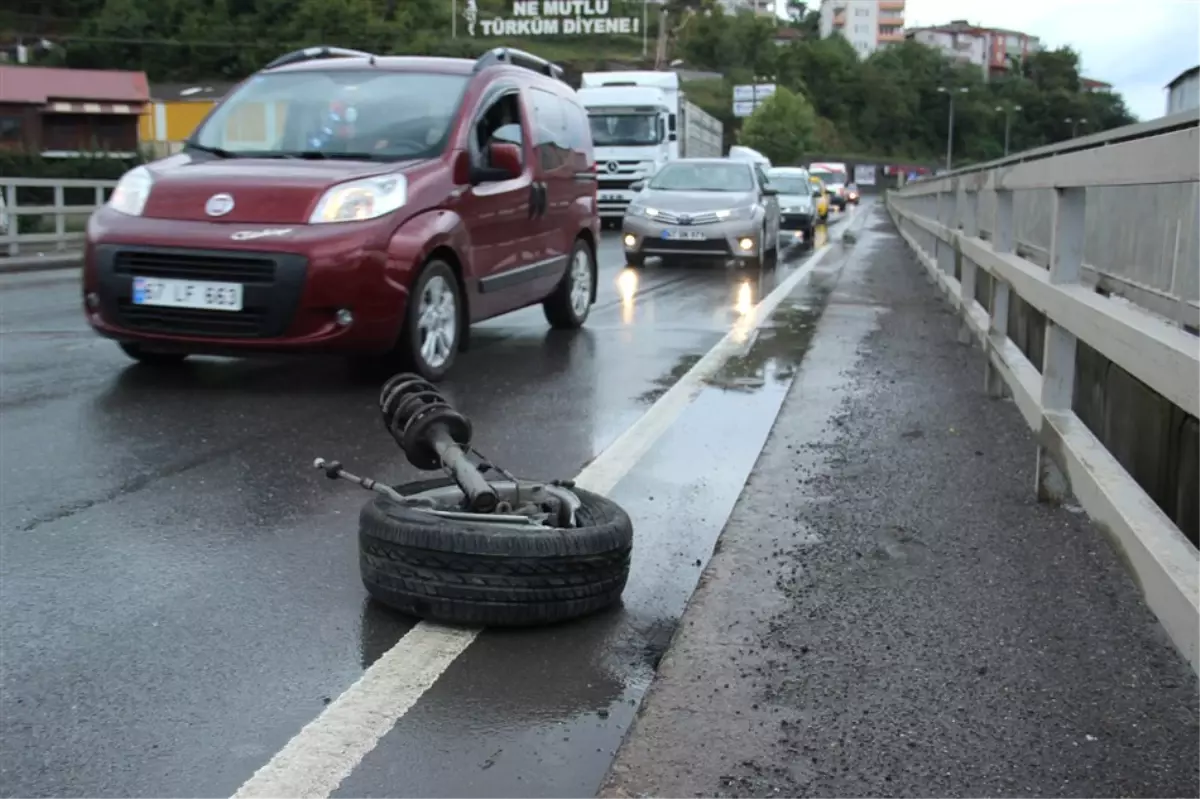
379, 373, 498, 513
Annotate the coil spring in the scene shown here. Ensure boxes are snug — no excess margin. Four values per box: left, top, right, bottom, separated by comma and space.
379, 373, 472, 470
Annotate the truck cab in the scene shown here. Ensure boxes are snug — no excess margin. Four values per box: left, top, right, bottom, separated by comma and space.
578, 72, 681, 222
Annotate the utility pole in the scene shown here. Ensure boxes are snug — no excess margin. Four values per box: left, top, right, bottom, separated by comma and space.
995, 104, 1022, 156
642, 0, 648, 58
937, 86, 969, 171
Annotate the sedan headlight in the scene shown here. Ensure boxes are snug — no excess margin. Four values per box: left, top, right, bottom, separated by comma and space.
626, 204, 655, 218
714, 206, 756, 221
309, 175, 408, 224
108, 165, 154, 216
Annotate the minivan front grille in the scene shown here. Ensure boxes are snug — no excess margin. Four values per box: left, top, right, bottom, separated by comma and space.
113, 250, 277, 284
95, 245, 308, 340
115, 302, 269, 337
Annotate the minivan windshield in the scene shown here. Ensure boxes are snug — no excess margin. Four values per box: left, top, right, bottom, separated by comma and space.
649, 162, 754, 192
767, 172, 811, 195
588, 112, 662, 146
191, 70, 470, 161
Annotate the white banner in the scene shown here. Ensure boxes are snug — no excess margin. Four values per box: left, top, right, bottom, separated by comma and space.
466, 0, 640, 37
854, 164, 876, 185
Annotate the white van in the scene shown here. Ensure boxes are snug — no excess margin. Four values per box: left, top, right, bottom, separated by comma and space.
727, 145, 771, 168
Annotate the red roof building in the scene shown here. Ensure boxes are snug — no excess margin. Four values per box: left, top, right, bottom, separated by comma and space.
0, 65, 150, 156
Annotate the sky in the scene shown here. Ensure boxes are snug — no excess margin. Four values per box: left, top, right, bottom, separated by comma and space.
902, 0, 1200, 120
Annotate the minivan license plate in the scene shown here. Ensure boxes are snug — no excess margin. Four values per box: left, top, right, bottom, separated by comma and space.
662, 229, 705, 241
132, 276, 244, 312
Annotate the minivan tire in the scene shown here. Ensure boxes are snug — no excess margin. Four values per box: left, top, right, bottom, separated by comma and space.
398, 259, 461, 382
119, 342, 188, 365
358, 477, 634, 626
543, 237, 595, 329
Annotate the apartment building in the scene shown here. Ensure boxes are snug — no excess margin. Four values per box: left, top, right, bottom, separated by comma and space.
818, 0, 906, 59
906, 20, 1041, 79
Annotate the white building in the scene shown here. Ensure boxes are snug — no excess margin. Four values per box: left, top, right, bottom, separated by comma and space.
719, 0, 778, 16
818, 0, 905, 59
1166, 66, 1199, 116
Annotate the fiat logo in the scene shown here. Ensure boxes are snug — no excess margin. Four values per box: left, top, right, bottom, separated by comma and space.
205, 193, 235, 217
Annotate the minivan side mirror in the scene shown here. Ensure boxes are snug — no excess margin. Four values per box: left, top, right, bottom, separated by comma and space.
629, 180, 646, 192
811, 187, 822, 197
470, 142, 522, 184
761, 186, 778, 196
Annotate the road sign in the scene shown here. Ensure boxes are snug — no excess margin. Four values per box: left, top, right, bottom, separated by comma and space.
854, 164, 876, 186
731, 84, 776, 117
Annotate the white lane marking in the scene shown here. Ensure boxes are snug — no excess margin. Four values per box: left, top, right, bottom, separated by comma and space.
231, 213, 855, 799
233, 625, 477, 799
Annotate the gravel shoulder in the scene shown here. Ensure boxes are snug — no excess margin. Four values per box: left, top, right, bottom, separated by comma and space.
598, 206, 1200, 799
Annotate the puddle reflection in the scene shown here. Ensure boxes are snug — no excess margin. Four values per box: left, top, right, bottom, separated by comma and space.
616, 267, 638, 325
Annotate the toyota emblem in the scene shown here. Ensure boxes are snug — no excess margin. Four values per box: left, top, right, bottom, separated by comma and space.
605, 161, 620, 174
205, 193, 235, 217
678, 214, 692, 225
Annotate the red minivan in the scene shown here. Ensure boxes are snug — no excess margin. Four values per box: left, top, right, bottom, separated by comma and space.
83, 47, 600, 380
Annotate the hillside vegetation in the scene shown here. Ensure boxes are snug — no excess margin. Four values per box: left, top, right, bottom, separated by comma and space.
4, 0, 1136, 166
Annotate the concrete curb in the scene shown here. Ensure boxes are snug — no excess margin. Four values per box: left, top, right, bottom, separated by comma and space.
0, 253, 82, 274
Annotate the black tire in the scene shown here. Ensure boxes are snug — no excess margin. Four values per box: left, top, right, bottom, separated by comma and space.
543, 237, 595, 329
396, 259, 462, 382
119, 342, 187, 365
359, 477, 634, 626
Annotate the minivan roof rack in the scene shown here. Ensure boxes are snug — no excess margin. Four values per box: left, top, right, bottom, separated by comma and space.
264, 46, 378, 71
474, 47, 565, 81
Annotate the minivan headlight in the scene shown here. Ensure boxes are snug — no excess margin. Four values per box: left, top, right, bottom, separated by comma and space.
310, 175, 408, 223
108, 166, 154, 216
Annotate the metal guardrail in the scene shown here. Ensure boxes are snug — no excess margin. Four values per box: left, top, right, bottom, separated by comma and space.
904, 110, 1200, 330
885, 112, 1200, 674
0, 177, 116, 268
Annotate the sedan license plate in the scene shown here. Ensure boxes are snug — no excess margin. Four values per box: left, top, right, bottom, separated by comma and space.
132, 276, 244, 312
662, 229, 705, 241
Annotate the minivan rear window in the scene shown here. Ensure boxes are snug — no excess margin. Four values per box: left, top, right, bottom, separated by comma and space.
191, 70, 470, 161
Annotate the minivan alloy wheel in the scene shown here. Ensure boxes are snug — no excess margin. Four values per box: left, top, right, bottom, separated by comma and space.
417, 275, 458, 370
569, 248, 592, 317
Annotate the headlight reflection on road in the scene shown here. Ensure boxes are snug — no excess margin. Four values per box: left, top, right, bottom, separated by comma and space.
730, 278, 757, 344
617, 267, 638, 325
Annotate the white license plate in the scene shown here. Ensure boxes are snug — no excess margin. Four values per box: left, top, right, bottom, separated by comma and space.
662, 229, 705, 241
132, 276, 244, 312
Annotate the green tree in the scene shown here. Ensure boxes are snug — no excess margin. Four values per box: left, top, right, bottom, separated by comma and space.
739, 85, 816, 165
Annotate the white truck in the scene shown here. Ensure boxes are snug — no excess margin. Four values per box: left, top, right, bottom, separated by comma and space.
578, 70, 723, 222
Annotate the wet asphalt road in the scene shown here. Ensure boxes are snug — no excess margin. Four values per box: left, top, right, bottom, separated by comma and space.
0, 214, 851, 798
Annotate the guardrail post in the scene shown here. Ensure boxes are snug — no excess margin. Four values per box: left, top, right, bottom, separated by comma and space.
957, 182, 979, 343
4, 183, 17, 257
1036, 186, 1086, 502
985, 188, 1014, 397
54, 185, 66, 252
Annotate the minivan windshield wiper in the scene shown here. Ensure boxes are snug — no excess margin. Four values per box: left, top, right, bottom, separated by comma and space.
185, 142, 236, 158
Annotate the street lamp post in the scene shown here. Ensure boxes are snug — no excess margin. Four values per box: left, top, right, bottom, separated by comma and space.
995, 104, 1022, 156
937, 86, 969, 171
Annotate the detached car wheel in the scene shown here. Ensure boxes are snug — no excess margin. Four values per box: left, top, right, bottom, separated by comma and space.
119, 342, 188, 365
544, 237, 595, 329
358, 477, 634, 626
399, 260, 461, 381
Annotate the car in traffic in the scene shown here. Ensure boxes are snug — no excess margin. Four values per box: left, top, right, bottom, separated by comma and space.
621, 157, 780, 270
810, 176, 830, 222
82, 46, 600, 381
766, 167, 817, 248
810, 162, 849, 211
845, 182, 860, 205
